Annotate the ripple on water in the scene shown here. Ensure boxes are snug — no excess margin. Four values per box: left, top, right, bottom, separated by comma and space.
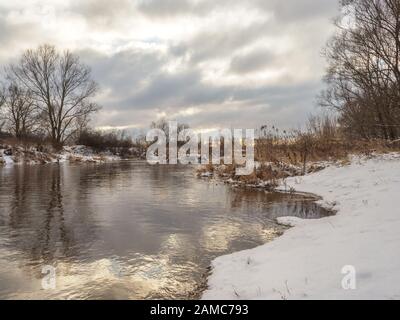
0, 162, 332, 299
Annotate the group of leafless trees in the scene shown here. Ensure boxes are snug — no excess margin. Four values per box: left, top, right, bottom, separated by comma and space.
0, 45, 99, 147
321, 0, 400, 140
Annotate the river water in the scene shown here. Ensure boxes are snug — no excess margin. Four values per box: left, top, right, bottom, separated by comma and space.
0, 161, 330, 299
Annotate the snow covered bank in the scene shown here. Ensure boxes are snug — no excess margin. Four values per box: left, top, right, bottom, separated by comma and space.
0, 145, 119, 166
203, 153, 400, 300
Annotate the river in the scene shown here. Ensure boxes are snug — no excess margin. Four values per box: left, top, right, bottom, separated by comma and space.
0, 161, 330, 299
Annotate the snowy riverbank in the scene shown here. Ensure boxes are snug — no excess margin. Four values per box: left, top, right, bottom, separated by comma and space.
203, 153, 400, 300
0, 145, 119, 166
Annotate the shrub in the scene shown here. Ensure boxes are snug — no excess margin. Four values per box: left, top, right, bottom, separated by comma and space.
77, 129, 133, 155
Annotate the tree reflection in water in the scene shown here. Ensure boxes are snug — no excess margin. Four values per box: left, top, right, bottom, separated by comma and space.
0, 162, 331, 299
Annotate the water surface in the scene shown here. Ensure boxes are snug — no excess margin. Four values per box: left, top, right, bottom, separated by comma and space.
0, 161, 330, 299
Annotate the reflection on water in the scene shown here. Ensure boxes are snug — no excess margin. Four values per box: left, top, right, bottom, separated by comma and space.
0, 161, 331, 299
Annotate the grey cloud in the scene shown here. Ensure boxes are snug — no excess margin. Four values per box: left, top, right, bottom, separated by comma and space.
137, 0, 194, 18
79, 48, 232, 112
82, 47, 322, 129
0, 0, 339, 130
0, 14, 38, 61
254, 0, 339, 22
79, 48, 166, 94
135, 0, 338, 22
135, 0, 234, 18
166, 1, 337, 65
230, 49, 276, 74
177, 81, 323, 129
83, 0, 336, 129
95, 80, 321, 130
70, 0, 136, 28
108, 68, 232, 111
174, 20, 271, 64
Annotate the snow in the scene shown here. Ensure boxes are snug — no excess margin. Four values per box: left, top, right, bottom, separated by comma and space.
203, 153, 400, 300
60, 145, 119, 163
0, 150, 14, 166
0, 145, 119, 166
2, 155, 14, 165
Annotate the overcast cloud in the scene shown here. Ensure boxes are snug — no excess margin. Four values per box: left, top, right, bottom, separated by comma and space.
0, 0, 339, 131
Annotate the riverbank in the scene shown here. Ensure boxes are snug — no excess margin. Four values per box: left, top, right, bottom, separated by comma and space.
0, 144, 120, 166
203, 152, 400, 300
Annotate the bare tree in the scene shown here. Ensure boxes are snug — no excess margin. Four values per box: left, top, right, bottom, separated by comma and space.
1, 84, 37, 138
321, 0, 400, 139
7, 44, 100, 146
0, 89, 4, 107
150, 118, 189, 137
0, 89, 5, 133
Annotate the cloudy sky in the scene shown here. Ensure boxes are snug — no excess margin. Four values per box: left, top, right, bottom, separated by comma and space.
0, 0, 339, 132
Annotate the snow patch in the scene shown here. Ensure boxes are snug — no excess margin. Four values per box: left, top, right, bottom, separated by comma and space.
276, 217, 305, 227
0, 145, 120, 166
0, 150, 14, 166
203, 153, 400, 300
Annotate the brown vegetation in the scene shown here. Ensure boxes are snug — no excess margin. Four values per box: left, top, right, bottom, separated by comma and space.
198, 114, 400, 187
77, 129, 134, 156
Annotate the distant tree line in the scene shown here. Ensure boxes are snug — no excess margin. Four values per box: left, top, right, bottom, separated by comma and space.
321, 0, 400, 140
